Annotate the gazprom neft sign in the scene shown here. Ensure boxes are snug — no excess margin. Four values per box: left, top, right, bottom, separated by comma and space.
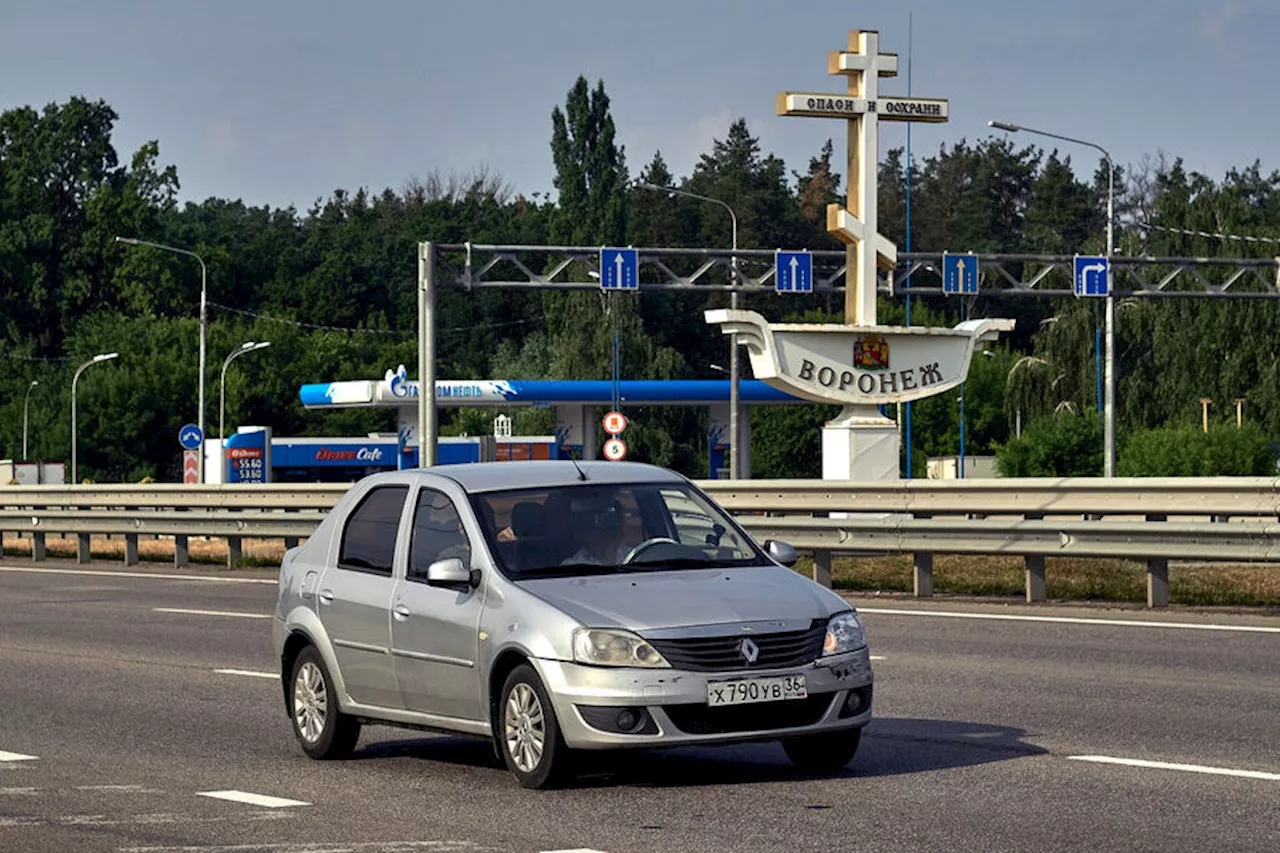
776, 93, 949, 122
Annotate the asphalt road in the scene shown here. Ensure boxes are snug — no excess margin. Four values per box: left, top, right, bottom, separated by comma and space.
2, 560, 1278, 853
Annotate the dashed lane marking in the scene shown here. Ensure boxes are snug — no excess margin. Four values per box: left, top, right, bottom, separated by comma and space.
214, 669, 277, 679
0, 787, 39, 795
0, 565, 274, 584
116, 841, 493, 852
0, 751, 38, 762
858, 607, 1280, 634
196, 790, 310, 808
1069, 755, 1280, 781
153, 608, 272, 620
869, 655, 886, 660
0, 811, 291, 829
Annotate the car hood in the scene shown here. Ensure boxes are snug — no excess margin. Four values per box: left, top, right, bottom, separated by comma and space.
517, 565, 846, 632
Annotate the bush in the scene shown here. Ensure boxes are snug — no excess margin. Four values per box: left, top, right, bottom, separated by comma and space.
995, 410, 1103, 477
1119, 422, 1276, 476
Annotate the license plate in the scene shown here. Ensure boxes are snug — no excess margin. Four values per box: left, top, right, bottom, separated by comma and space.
706, 674, 807, 707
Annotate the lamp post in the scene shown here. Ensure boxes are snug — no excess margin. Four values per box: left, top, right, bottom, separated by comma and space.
988, 121, 1116, 476
637, 182, 744, 478
22, 380, 39, 460
115, 236, 209, 482
71, 353, 118, 484
220, 341, 271, 442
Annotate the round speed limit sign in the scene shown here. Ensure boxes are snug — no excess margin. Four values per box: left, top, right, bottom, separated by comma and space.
602, 437, 628, 461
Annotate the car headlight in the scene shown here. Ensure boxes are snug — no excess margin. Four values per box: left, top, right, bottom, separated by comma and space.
823, 611, 866, 655
572, 628, 671, 668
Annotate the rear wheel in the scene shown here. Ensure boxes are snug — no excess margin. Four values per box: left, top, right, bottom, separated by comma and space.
289, 646, 360, 760
782, 728, 862, 774
498, 664, 572, 789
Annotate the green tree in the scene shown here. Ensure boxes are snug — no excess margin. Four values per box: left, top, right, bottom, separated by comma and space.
995, 410, 1103, 477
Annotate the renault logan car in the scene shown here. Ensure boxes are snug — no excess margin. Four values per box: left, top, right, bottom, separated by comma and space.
273, 461, 874, 788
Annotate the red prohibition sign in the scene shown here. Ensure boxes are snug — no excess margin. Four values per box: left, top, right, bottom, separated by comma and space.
602, 438, 628, 461
602, 410, 628, 435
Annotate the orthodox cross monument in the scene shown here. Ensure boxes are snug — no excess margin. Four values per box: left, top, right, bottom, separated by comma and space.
706, 29, 1013, 480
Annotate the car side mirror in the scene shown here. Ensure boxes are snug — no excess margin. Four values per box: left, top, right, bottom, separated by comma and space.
426, 557, 478, 590
764, 539, 799, 568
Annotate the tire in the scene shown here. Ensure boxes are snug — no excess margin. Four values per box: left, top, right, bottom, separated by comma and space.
782, 728, 862, 774
497, 664, 572, 789
288, 646, 360, 760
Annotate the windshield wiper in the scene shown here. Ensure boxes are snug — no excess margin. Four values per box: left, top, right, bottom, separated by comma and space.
519, 562, 623, 578
623, 556, 745, 570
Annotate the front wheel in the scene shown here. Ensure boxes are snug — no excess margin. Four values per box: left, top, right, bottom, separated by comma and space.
498, 664, 572, 789
782, 728, 862, 774
289, 646, 361, 760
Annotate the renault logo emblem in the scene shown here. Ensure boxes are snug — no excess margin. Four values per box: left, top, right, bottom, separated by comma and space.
739, 638, 760, 664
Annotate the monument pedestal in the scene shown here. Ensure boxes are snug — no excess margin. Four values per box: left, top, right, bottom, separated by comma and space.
822, 405, 900, 481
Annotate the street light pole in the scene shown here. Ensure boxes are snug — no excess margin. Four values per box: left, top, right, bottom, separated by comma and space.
220, 341, 272, 442
22, 380, 38, 460
70, 353, 118, 484
988, 121, 1117, 476
115, 236, 209, 482
637, 182, 743, 478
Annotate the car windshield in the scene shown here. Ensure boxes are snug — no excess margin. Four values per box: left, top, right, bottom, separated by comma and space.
470, 482, 764, 579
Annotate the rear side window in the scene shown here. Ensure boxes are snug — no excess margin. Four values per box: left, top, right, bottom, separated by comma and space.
338, 485, 409, 575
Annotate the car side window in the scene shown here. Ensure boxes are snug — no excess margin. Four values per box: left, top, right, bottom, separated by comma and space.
337, 485, 408, 576
408, 488, 472, 581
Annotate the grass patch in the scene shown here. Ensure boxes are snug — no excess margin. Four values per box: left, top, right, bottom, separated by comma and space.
795, 554, 1280, 607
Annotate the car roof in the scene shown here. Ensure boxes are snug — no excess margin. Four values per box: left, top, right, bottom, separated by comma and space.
374, 460, 688, 493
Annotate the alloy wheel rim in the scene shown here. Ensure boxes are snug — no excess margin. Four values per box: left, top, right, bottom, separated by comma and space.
293, 661, 328, 743
504, 683, 546, 773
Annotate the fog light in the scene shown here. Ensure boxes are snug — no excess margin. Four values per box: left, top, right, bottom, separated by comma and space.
844, 691, 863, 714
616, 710, 638, 731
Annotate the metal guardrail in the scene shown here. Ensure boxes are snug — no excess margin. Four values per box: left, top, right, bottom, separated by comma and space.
3, 478, 1279, 608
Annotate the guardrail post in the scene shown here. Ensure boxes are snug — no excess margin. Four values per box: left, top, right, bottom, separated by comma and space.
912, 513, 934, 597
812, 549, 832, 588
1023, 513, 1047, 602
0, 530, 5, 560
32, 533, 46, 561
913, 553, 934, 597
284, 537, 299, 550
1146, 513, 1169, 608
227, 537, 242, 569
77, 533, 91, 564
124, 534, 139, 566
174, 535, 189, 567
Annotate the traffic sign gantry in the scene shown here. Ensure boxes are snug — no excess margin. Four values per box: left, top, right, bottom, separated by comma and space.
942, 252, 979, 295
600, 248, 638, 290
178, 423, 204, 450
603, 438, 627, 461
1074, 255, 1110, 297
775, 250, 813, 293
602, 411, 628, 436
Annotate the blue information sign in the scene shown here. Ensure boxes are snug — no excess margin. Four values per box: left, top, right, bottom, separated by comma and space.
1074, 255, 1110, 296
775, 250, 813, 293
178, 423, 203, 450
942, 252, 979, 295
600, 248, 638, 290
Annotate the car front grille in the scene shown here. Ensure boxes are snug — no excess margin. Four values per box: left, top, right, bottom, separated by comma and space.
645, 619, 827, 673
662, 694, 836, 735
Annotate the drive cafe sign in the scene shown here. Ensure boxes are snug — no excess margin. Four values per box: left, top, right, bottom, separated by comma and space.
706, 29, 1013, 408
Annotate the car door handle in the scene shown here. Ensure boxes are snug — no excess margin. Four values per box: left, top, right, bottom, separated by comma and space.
318, 589, 334, 605
392, 604, 411, 621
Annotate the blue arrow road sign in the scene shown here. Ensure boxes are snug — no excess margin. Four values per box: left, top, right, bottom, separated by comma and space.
775, 250, 813, 293
1074, 255, 1110, 296
942, 252, 979, 294
600, 248, 638, 290
178, 423, 204, 450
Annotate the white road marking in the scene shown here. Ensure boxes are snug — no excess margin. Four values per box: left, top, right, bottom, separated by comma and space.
75, 784, 162, 793
153, 608, 272, 620
869, 655, 886, 660
858, 607, 1280, 635
196, 790, 310, 808
0, 565, 274, 584
118, 842, 486, 852
1069, 754, 1280, 781
541, 849, 611, 853
0, 751, 39, 762
214, 669, 277, 679
0, 787, 39, 795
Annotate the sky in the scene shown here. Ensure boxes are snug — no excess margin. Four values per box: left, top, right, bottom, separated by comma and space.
2, 0, 1277, 211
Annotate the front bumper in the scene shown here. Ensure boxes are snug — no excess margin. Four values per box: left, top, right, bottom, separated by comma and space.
535, 646, 874, 749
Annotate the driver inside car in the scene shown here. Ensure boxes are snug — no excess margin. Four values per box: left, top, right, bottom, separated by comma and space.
560, 497, 637, 565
